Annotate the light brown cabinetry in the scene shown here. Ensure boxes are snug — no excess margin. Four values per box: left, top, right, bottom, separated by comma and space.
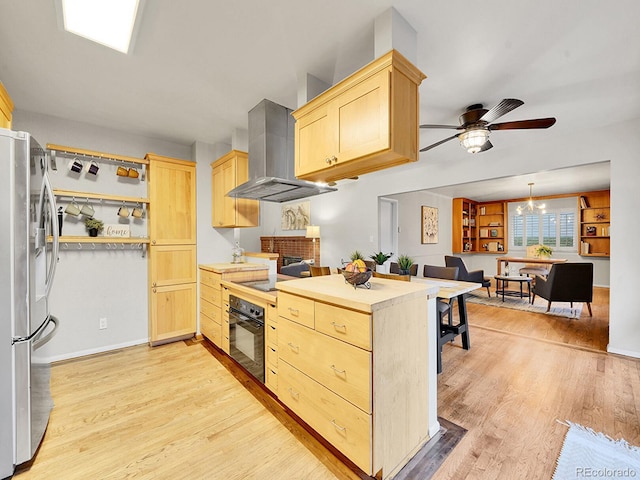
579, 190, 610, 257
452, 198, 477, 253
199, 268, 223, 347
147, 154, 197, 345
211, 150, 259, 228
292, 50, 426, 184
477, 202, 507, 253
276, 277, 431, 478
265, 303, 278, 394
0, 82, 14, 129
452, 198, 507, 254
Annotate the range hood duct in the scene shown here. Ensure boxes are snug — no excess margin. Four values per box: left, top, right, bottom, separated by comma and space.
227, 99, 337, 203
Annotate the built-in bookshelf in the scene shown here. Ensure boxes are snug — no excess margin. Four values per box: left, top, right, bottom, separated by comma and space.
452, 198, 507, 254
579, 190, 610, 257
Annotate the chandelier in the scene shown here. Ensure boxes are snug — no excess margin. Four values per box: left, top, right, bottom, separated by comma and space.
516, 183, 546, 215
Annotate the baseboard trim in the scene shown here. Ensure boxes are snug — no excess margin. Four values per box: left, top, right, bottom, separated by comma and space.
607, 345, 640, 359
48, 337, 149, 363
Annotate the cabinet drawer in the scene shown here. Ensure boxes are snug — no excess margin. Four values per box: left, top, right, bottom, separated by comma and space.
278, 318, 371, 413
279, 360, 372, 474
266, 322, 278, 348
278, 292, 315, 328
315, 303, 372, 350
265, 365, 278, 394
266, 343, 278, 369
200, 269, 221, 288
200, 284, 221, 307
267, 304, 278, 324
200, 299, 221, 324
200, 312, 221, 346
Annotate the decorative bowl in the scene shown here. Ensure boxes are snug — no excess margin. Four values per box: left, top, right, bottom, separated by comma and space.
342, 269, 372, 289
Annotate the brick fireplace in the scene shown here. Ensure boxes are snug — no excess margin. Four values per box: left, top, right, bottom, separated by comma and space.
260, 236, 320, 272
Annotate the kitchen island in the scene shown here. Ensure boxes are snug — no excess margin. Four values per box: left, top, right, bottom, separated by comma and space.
276, 274, 439, 479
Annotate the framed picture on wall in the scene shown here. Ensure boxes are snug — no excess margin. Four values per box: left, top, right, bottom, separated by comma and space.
281, 201, 310, 230
421, 206, 438, 244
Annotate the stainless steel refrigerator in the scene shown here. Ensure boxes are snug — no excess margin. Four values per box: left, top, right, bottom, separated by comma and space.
1, 128, 59, 478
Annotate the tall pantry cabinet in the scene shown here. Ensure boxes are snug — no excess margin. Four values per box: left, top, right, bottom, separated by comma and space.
146, 153, 197, 345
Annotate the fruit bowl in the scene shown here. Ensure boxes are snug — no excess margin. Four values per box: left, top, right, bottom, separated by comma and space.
342, 269, 372, 289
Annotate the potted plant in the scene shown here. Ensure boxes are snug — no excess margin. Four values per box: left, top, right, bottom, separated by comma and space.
84, 217, 104, 237
396, 254, 414, 275
370, 251, 393, 273
349, 250, 365, 261
534, 245, 553, 258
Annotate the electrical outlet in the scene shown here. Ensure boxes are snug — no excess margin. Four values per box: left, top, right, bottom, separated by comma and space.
99, 317, 107, 330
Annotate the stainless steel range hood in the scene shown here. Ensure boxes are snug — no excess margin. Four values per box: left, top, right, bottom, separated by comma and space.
227, 99, 336, 203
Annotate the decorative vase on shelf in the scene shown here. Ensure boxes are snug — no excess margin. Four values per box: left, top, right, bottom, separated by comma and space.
88, 228, 98, 237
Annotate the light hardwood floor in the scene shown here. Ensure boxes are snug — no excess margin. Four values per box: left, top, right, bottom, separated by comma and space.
14, 287, 640, 480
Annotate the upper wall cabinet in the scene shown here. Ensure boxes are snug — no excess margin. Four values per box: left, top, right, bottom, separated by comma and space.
0, 82, 14, 129
211, 150, 259, 228
146, 153, 197, 245
292, 50, 426, 184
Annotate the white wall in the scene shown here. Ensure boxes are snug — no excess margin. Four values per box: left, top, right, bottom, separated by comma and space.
13, 110, 192, 361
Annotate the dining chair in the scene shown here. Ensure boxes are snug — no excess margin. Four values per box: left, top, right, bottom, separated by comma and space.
444, 255, 491, 296
372, 271, 411, 281
309, 265, 331, 276
424, 264, 469, 374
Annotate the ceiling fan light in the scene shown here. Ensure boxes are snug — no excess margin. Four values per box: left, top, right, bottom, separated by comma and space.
459, 129, 489, 154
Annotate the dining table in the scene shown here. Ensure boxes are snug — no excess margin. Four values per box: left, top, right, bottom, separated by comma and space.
495, 256, 567, 276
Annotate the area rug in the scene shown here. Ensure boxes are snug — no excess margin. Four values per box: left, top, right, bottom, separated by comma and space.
465, 291, 583, 319
553, 421, 640, 479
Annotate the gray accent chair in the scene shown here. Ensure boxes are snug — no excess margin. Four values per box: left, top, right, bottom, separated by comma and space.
280, 261, 310, 277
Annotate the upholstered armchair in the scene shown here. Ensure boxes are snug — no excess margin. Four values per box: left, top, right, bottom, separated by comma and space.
280, 261, 310, 277
532, 263, 593, 316
444, 255, 491, 296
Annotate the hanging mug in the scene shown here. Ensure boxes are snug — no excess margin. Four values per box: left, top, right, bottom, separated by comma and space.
68, 158, 83, 173
116, 165, 128, 177
86, 161, 99, 176
127, 167, 139, 179
65, 200, 81, 216
131, 205, 144, 218
80, 201, 95, 217
117, 205, 130, 218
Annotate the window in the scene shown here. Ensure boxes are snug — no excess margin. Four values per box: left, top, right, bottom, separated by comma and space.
509, 198, 577, 250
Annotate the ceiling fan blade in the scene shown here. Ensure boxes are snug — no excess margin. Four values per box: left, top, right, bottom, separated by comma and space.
419, 134, 459, 152
479, 140, 493, 152
480, 98, 524, 124
489, 117, 557, 130
419, 124, 462, 130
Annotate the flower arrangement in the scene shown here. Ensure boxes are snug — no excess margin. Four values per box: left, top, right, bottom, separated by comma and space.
535, 245, 553, 258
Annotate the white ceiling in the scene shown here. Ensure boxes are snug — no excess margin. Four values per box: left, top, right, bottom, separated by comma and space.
2, 1, 637, 198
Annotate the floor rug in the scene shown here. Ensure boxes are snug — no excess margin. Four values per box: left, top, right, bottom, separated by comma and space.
465, 291, 583, 319
553, 421, 640, 479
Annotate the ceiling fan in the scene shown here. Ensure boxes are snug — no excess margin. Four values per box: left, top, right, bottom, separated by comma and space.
419, 98, 556, 154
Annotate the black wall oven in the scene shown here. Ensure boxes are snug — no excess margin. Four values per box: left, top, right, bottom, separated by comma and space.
228, 295, 265, 383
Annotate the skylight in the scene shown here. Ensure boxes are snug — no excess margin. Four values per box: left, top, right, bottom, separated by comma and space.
61, 0, 141, 54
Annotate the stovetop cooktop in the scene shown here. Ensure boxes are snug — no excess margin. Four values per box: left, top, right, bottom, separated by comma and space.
237, 274, 293, 292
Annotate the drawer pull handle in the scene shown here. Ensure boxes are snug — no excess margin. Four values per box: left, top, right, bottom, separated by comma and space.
288, 307, 299, 316
330, 321, 346, 330
330, 364, 346, 375
331, 419, 346, 432
287, 342, 299, 352
269, 347, 276, 353
270, 325, 276, 331
287, 387, 299, 399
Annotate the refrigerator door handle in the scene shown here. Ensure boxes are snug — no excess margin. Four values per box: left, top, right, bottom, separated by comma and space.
41, 169, 59, 299
32, 314, 59, 349
12, 314, 58, 345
